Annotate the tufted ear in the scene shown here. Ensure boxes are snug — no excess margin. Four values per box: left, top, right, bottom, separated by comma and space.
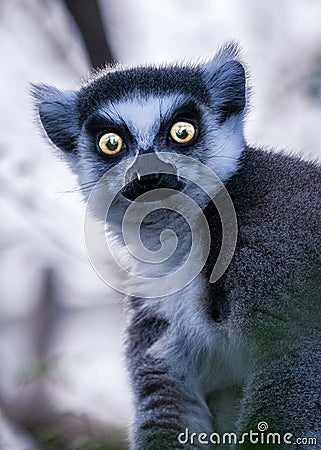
32, 84, 80, 154
203, 46, 246, 122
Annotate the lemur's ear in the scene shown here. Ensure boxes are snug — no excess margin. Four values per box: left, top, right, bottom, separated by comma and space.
32, 84, 80, 154
203, 48, 246, 122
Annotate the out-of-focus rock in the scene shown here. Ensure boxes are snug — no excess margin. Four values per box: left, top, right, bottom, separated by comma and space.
0, 0, 129, 439
0, 409, 39, 450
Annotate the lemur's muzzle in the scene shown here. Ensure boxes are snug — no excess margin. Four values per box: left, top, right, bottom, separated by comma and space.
122, 152, 185, 201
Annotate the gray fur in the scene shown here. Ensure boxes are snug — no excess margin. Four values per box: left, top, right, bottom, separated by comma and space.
33, 43, 321, 449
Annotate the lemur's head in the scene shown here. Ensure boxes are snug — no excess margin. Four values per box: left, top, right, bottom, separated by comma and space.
33, 43, 246, 213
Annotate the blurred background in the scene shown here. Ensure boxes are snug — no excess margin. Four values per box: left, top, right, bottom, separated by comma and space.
1, 1, 321, 449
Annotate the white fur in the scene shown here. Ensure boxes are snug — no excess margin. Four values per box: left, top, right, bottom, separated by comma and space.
99, 95, 174, 152
205, 115, 245, 182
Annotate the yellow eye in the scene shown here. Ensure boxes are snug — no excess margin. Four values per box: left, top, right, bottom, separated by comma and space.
98, 132, 123, 155
170, 121, 195, 144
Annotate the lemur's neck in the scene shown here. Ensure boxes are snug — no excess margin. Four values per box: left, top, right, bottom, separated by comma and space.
111, 208, 193, 279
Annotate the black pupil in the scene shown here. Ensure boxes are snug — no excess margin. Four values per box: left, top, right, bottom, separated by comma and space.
176, 128, 189, 140
107, 136, 119, 151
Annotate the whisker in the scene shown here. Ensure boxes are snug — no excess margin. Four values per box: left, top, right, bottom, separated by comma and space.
211, 155, 240, 160
59, 182, 98, 194
54, 179, 110, 199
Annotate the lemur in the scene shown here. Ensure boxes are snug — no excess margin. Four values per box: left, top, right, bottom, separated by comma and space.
33, 44, 321, 449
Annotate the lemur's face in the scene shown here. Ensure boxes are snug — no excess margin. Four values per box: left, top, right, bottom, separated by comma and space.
34, 48, 246, 220
78, 88, 209, 203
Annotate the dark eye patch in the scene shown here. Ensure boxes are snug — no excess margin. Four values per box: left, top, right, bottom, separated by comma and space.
85, 112, 128, 134
160, 100, 202, 147
168, 100, 202, 124
84, 111, 134, 147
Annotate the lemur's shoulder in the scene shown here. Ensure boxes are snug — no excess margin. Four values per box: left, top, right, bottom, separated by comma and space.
229, 146, 321, 218
224, 146, 321, 279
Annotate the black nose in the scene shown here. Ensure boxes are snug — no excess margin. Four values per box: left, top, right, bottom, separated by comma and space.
122, 173, 185, 201
135, 173, 162, 189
